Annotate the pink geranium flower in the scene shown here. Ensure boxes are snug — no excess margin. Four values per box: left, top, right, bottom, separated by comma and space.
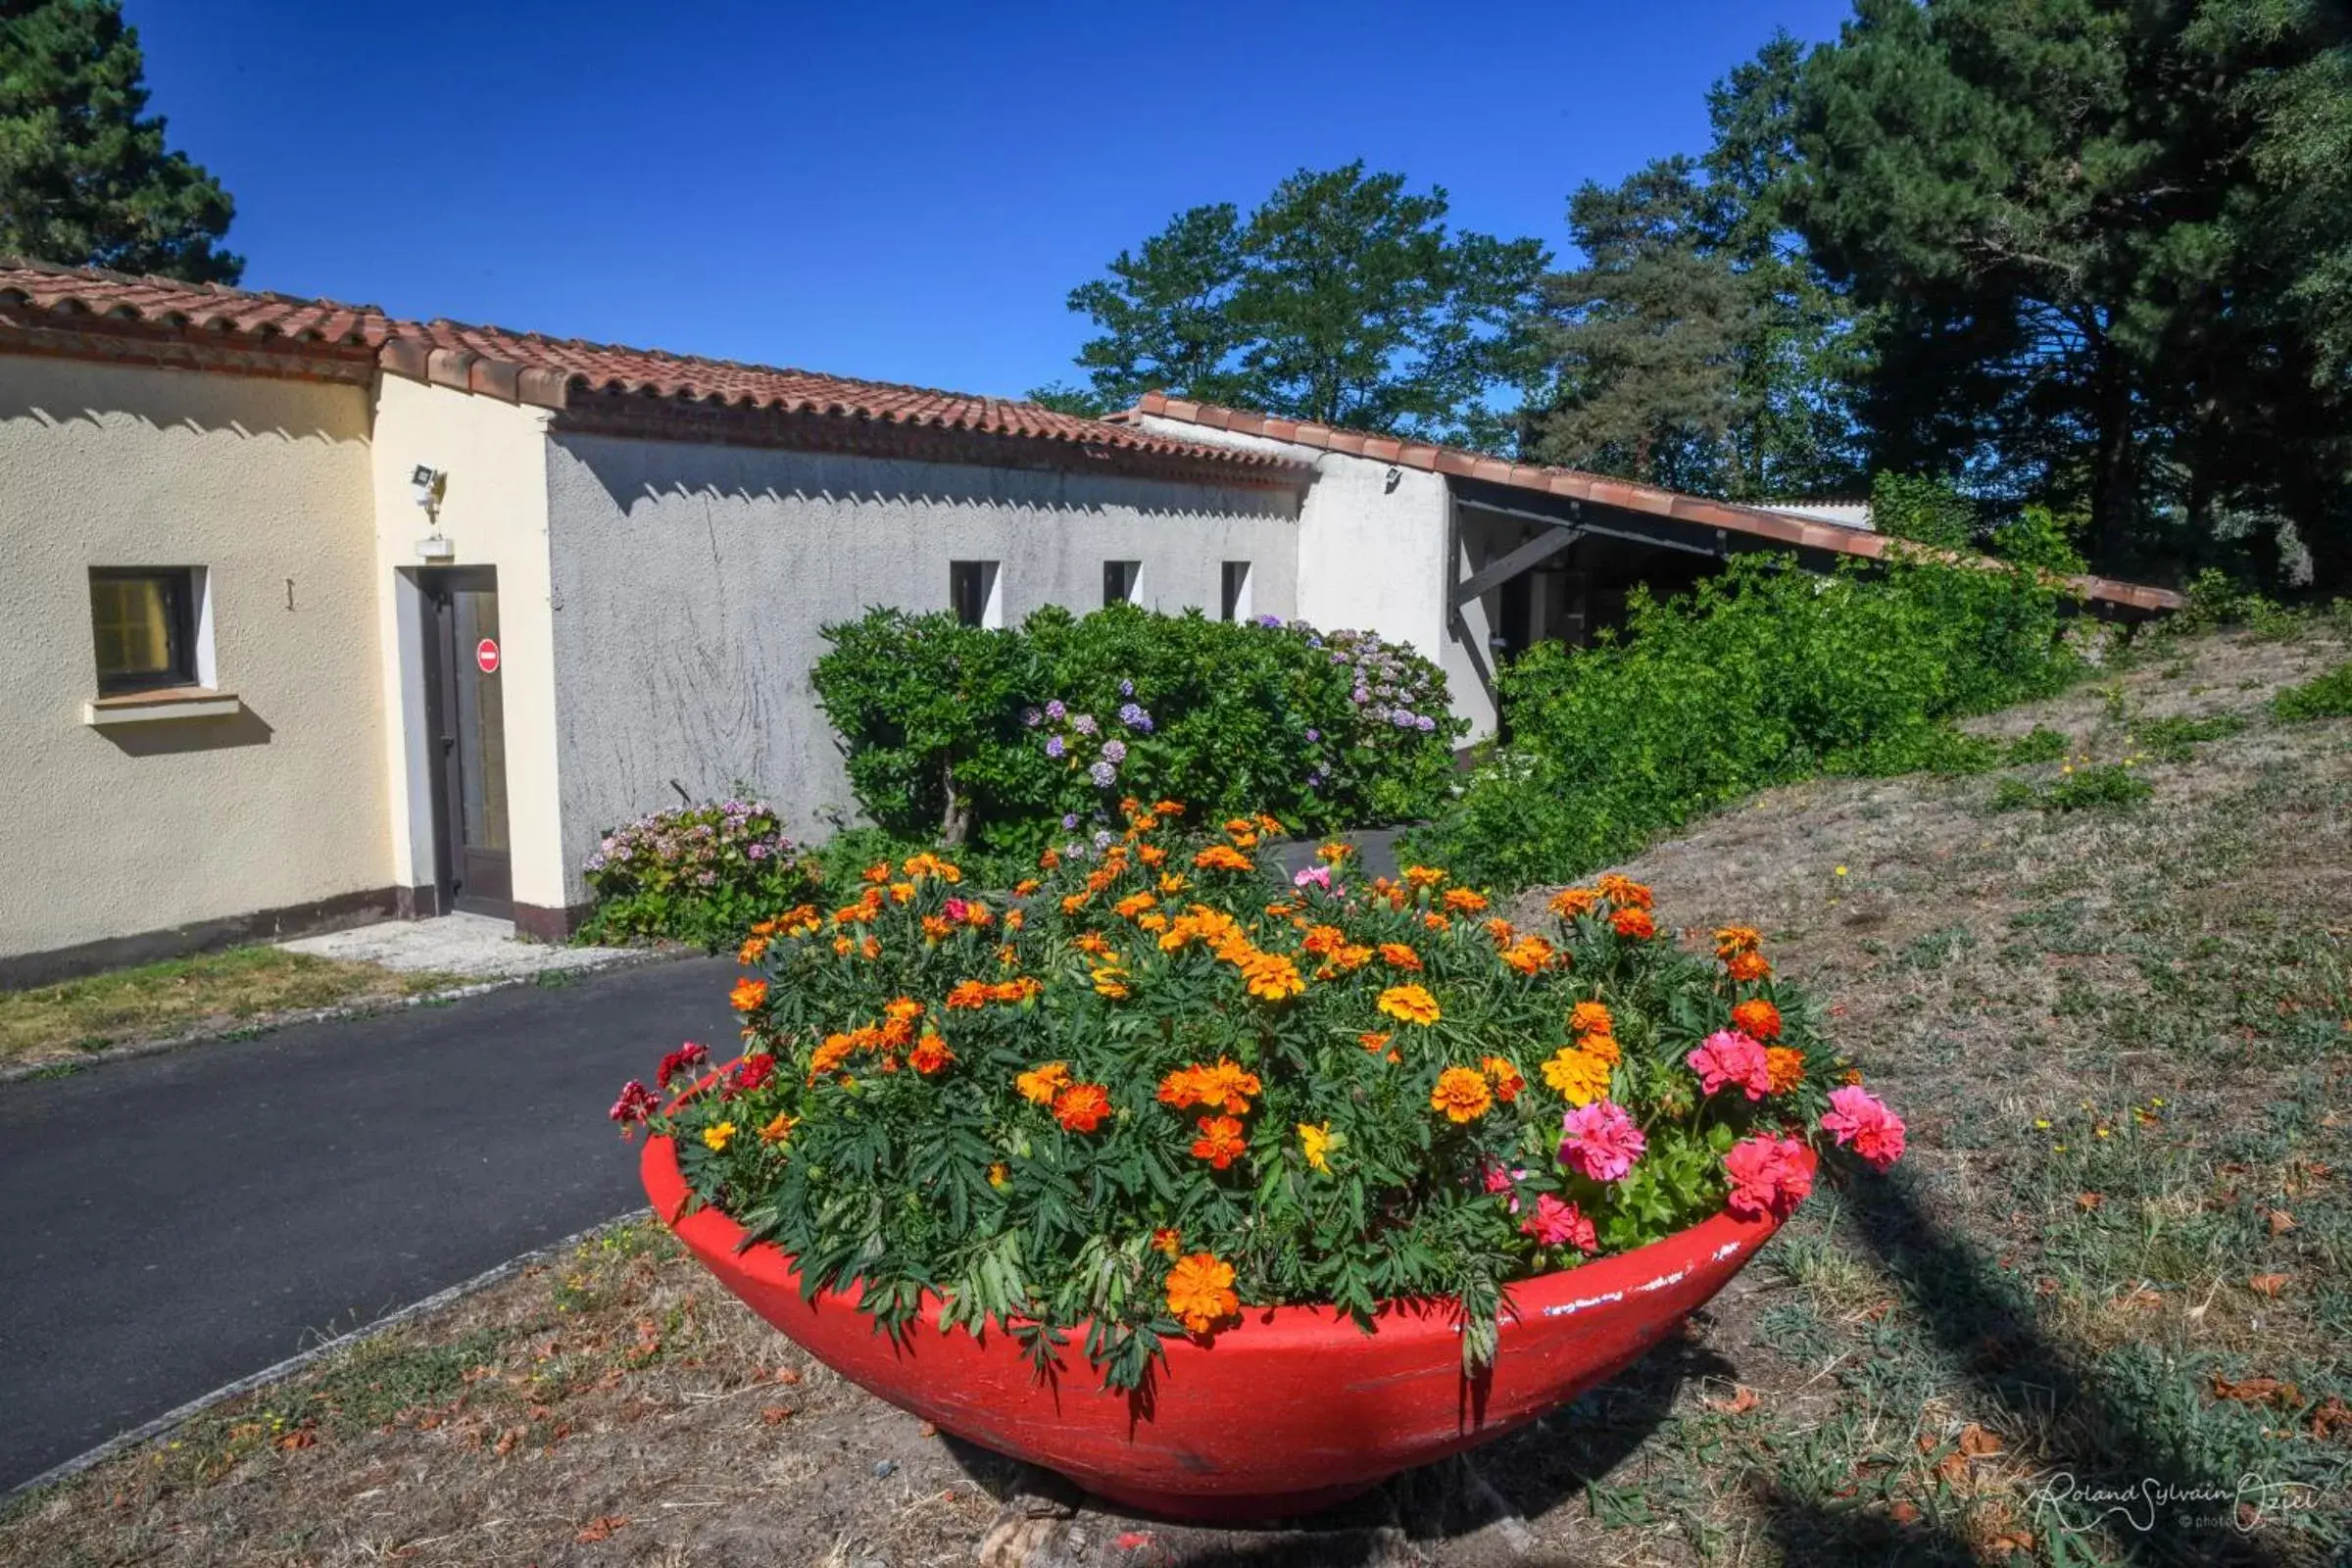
1820, 1086, 1907, 1170
1688, 1029, 1772, 1101
1293, 864, 1334, 891
1519, 1194, 1597, 1252
1558, 1098, 1647, 1183
1724, 1135, 1814, 1219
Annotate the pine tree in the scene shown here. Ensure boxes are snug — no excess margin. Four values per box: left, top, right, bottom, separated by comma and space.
0, 0, 240, 281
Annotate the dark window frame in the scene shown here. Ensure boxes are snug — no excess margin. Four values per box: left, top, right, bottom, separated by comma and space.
89, 566, 199, 695
949, 560, 998, 628
1220, 560, 1252, 621
1102, 560, 1141, 607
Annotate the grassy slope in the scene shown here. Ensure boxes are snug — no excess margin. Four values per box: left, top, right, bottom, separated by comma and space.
4, 626, 2346, 1566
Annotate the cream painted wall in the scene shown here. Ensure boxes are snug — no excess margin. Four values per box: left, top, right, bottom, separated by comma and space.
0, 357, 389, 960
1130, 414, 1493, 741
541, 433, 1302, 899
367, 375, 568, 913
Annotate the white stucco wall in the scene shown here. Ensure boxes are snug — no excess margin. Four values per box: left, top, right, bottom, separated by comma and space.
1131, 414, 1491, 741
0, 356, 390, 961
541, 434, 1302, 897
368, 376, 568, 914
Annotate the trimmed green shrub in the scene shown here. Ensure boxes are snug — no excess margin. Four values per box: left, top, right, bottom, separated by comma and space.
811, 604, 1465, 859
2005, 725, 2071, 764
577, 801, 824, 951
1402, 553, 2082, 890
2274, 662, 2352, 722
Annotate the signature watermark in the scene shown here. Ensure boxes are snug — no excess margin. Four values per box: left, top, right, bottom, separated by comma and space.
2025, 1471, 2327, 1535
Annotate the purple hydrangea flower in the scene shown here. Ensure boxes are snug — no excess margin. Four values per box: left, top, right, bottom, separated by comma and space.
1072, 713, 1099, 737
1391, 710, 1416, 728
1089, 760, 1116, 789
1416, 714, 1437, 732
1101, 739, 1127, 764
1046, 700, 1067, 721
1061, 812, 1080, 830
1119, 703, 1153, 732
1093, 828, 1115, 849
1046, 735, 1066, 760
1304, 727, 1320, 743
1119, 679, 1134, 697
1022, 707, 1042, 727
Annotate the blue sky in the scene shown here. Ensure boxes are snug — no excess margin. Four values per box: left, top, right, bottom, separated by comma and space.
132, 0, 1853, 400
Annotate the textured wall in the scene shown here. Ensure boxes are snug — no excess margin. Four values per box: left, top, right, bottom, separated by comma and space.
542, 434, 1301, 898
0, 357, 389, 959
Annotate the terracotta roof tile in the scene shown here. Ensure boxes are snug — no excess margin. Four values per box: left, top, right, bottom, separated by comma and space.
1129, 392, 2184, 613
0, 261, 1306, 478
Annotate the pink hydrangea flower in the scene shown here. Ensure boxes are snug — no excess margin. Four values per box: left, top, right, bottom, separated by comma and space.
1688, 1029, 1773, 1101
1558, 1098, 1647, 1183
1820, 1085, 1907, 1170
1724, 1135, 1815, 1219
1519, 1194, 1597, 1252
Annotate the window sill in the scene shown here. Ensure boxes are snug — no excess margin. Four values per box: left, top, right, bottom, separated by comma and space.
83, 687, 241, 725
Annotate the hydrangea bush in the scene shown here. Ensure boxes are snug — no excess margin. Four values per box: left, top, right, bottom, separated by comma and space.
577, 801, 823, 952
812, 603, 1465, 860
614, 802, 1904, 1389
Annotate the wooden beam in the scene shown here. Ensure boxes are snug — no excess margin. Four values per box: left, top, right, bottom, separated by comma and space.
1456, 495, 1728, 561
1452, 524, 1582, 607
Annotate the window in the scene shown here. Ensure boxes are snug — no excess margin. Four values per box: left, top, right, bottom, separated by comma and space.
1102, 560, 1141, 607
89, 568, 200, 693
1220, 560, 1253, 622
949, 560, 1002, 629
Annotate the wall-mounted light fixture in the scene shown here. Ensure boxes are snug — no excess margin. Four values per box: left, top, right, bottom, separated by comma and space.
411, 466, 454, 561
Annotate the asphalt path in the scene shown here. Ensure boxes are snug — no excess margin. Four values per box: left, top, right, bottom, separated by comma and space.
0, 955, 737, 1492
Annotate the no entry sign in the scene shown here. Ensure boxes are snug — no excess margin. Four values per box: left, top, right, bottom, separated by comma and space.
475, 637, 501, 675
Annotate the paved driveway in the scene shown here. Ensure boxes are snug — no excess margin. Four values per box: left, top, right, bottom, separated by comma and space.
0, 956, 736, 1492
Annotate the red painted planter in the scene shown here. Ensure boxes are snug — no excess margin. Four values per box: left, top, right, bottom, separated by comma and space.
643, 1135, 1803, 1522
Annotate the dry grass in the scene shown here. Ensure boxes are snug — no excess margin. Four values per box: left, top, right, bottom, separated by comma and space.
0, 947, 463, 1070
5, 625, 2348, 1566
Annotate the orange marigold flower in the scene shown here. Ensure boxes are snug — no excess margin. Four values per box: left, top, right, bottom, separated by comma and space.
1378, 984, 1442, 1026
1359, 1031, 1394, 1054
1766, 1046, 1805, 1095
1013, 877, 1042, 898
1483, 918, 1516, 945
991, 976, 1043, 1004
1075, 931, 1113, 956
884, 998, 924, 1023
1139, 844, 1168, 868
879, 1014, 916, 1051
809, 1032, 858, 1077
1165, 1251, 1240, 1335
1580, 1032, 1622, 1065
1053, 1082, 1113, 1133
1542, 1047, 1613, 1106
1190, 1115, 1250, 1169
1333, 944, 1374, 971
1402, 865, 1446, 889
1499, 935, 1556, 975
831, 936, 854, 957
738, 935, 769, 964
1569, 1001, 1614, 1038
1156, 872, 1188, 895
1480, 1054, 1526, 1103
1713, 924, 1763, 957
759, 1111, 797, 1145
1194, 845, 1253, 873
1610, 906, 1656, 941
750, 918, 778, 938
862, 862, 892, 885
1727, 951, 1772, 983
988, 1162, 1010, 1189
1242, 953, 1305, 1002
946, 979, 993, 1009
909, 1033, 955, 1075
920, 914, 955, 942
730, 978, 768, 1012
1301, 924, 1346, 956
1549, 886, 1601, 919
1378, 942, 1424, 972
1016, 1062, 1072, 1105
1431, 1066, 1494, 1123
1317, 840, 1354, 864
1138, 911, 1170, 933
1039, 848, 1061, 870
859, 935, 881, 960
1114, 891, 1157, 919
1595, 872, 1653, 909
889, 882, 916, 906
1151, 1226, 1182, 1256
1152, 798, 1185, 816
1443, 888, 1491, 914
1732, 999, 1784, 1041
778, 905, 821, 937
1423, 912, 1449, 933
1059, 893, 1091, 915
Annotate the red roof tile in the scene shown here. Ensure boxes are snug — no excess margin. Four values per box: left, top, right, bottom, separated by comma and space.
0, 261, 1306, 478
1128, 392, 2184, 613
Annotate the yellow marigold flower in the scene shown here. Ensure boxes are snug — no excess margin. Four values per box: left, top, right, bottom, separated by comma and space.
1430, 1066, 1494, 1123
759, 1111, 797, 1146
1156, 871, 1188, 894
730, 977, 768, 1012
702, 1121, 737, 1152
1317, 840, 1354, 864
988, 1162, 1010, 1189
1549, 886, 1601, 918
1243, 953, 1306, 1002
1138, 911, 1169, 933
889, 882, 916, 906
1569, 1001, 1614, 1038
1377, 983, 1442, 1025
738, 935, 770, 964
1093, 965, 1131, 999
1542, 1047, 1613, 1106
1016, 1062, 1071, 1105
1165, 1251, 1240, 1336
1402, 864, 1446, 889
1298, 1122, 1334, 1173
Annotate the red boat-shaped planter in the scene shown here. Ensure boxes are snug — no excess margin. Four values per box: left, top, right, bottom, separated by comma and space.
643, 1134, 1808, 1522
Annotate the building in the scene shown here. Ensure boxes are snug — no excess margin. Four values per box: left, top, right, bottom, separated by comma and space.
0, 262, 2180, 984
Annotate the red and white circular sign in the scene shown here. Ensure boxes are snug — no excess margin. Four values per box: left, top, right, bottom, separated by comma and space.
475, 637, 501, 674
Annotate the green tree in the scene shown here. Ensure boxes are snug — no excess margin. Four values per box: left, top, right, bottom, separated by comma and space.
1044, 164, 1548, 447
0, 0, 239, 281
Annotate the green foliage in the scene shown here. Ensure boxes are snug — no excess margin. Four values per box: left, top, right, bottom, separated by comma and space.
2274, 662, 2352, 722
1870, 472, 1976, 553
633, 823, 1868, 1390
1991, 761, 2152, 812
1042, 163, 1549, 448
0, 0, 240, 280
2132, 711, 2247, 762
576, 801, 823, 953
2004, 725, 2071, 765
1988, 504, 2088, 576
811, 603, 1465, 860
1402, 553, 2079, 890
2170, 567, 2303, 639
